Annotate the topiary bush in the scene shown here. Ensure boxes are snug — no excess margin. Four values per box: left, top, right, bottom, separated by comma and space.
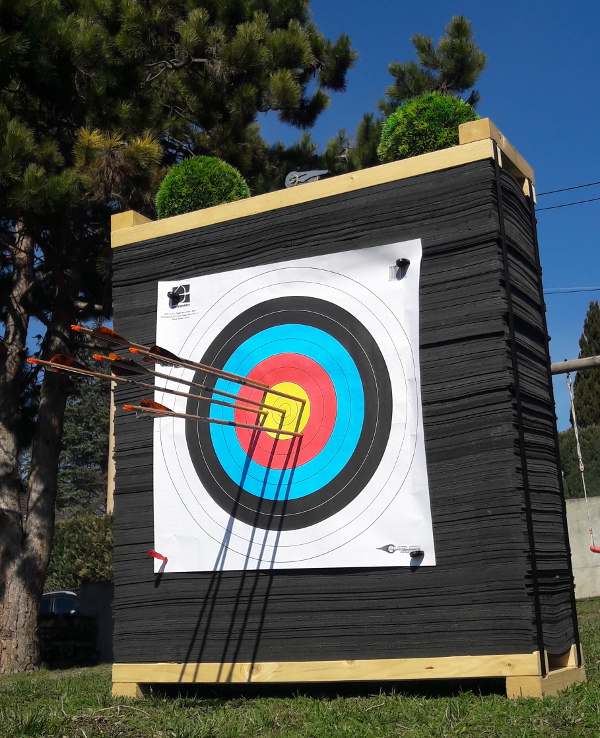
377, 93, 479, 163
155, 156, 250, 218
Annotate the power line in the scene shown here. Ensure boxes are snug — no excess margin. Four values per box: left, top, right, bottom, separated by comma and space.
537, 196, 600, 212
538, 180, 600, 196
544, 286, 600, 294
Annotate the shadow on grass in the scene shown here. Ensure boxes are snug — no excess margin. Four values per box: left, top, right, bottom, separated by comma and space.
145, 677, 507, 702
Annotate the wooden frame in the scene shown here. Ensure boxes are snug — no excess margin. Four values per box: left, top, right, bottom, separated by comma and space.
109, 120, 584, 700
112, 649, 585, 698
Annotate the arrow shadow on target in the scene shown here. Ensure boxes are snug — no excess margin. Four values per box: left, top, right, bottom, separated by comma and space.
180, 427, 304, 683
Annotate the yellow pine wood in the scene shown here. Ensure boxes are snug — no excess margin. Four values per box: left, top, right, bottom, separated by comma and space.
111, 211, 152, 232
113, 651, 541, 688
505, 664, 586, 698
459, 118, 535, 195
111, 139, 497, 248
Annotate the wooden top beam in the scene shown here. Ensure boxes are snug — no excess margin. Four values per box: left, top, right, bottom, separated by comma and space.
112, 119, 533, 248
459, 118, 535, 193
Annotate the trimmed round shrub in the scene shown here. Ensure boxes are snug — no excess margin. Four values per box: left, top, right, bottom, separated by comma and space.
156, 156, 250, 218
377, 93, 479, 163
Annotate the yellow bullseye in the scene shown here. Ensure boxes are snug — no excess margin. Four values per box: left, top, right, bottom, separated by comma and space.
262, 382, 310, 438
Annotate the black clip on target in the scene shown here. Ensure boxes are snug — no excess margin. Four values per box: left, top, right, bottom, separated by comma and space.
396, 259, 410, 280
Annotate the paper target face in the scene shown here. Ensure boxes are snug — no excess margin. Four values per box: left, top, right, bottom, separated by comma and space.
153, 239, 435, 571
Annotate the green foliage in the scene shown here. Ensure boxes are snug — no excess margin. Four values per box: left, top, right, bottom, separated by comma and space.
44, 514, 113, 591
381, 15, 487, 116
314, 17, 486, 177
573, 301, 600, 427
377, 93, 479, 163
0, 0, 356, 673
56, 354, 110, 517
156, 156, 250, 218
559, 425, 600, 498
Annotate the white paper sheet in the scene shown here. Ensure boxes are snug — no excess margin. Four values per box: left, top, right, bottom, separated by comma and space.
151, 239, 435, 571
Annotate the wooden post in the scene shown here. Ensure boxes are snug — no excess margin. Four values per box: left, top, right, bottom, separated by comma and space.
551, 355, 600, 375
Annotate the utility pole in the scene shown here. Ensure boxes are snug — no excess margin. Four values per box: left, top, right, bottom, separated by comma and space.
551, 356, 600, 375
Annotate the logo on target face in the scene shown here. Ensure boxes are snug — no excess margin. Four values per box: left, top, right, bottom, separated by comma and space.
167, 284, 190, 309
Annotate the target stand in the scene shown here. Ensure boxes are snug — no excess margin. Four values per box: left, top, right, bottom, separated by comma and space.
110, 119, 584, 698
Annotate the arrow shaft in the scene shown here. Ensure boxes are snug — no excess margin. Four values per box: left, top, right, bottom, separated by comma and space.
126, 404, 303, 438
132, 346, 271, 391
97, 354, 285, 416
31, 358, 268, 418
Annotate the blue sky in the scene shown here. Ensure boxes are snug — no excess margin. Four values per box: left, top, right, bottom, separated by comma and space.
259, 0, 600, 430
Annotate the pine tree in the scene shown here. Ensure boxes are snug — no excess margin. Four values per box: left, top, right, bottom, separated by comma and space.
0, 0, 356, 674
381, 15, 487, 116
573, 301, 600, 427
314, 17, 486, 178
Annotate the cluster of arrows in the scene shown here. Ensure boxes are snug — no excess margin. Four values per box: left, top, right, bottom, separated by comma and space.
27, 325, 305, 439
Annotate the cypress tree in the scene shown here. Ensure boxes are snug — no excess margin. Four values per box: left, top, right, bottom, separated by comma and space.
573, 301, 600, 427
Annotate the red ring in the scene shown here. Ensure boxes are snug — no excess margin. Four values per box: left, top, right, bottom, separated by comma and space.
234, 354, 336, 469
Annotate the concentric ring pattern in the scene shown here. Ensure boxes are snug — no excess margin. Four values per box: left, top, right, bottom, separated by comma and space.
185, 296, 393, 530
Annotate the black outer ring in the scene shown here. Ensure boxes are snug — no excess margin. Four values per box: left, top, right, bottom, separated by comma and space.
185, 296, 393, 531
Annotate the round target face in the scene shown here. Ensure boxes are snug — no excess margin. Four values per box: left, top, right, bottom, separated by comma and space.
185, 297, 393, 531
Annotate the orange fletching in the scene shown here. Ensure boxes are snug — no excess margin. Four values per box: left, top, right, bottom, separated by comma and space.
49, 355, 89, 372
150, 345, 181, 362
92, 326, 131, 346
141, 398, 172, 412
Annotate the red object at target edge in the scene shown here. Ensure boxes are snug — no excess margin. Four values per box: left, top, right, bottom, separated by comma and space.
148, 549, 168, 563
590, 547, 600, 554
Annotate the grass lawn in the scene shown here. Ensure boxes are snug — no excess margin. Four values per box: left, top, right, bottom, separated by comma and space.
1, 598, 600, 737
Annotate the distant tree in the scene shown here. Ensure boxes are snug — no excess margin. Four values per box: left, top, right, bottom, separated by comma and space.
56, 356, 110, 518
349, 114, 384, 170
558, 425, 600, 499
381, 16, 487, 116
573, 301, 600, 427
44, 514, 113, 591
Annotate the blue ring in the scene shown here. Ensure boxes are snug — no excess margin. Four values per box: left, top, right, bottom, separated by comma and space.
209, 325, 364, 500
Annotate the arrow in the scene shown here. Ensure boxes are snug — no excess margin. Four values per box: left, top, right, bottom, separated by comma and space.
28, 356, 269, 418
94, 353, 285, 417
130, 346, 305, 405
123, 398, 303, 438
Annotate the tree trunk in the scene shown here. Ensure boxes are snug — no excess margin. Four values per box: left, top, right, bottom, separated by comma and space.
0, 225, 72, 674
0, 223, 35, 672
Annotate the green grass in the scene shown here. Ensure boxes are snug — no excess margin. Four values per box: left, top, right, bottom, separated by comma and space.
2, 598, 600, 737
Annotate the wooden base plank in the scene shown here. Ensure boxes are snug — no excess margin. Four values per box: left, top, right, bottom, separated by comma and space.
113, 652, 541, 688
506, 665, 586, 699
112, 681, 150, 698
113, 651, 586, 699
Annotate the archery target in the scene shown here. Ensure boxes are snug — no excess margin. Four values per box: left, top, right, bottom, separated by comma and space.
153, 239, 435, 571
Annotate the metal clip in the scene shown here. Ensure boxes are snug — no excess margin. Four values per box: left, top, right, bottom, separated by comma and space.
285, 170, 329, 188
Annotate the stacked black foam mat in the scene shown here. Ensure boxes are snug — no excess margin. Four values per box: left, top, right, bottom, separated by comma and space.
111, 156, 578, 667
499, 169, 577, 655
